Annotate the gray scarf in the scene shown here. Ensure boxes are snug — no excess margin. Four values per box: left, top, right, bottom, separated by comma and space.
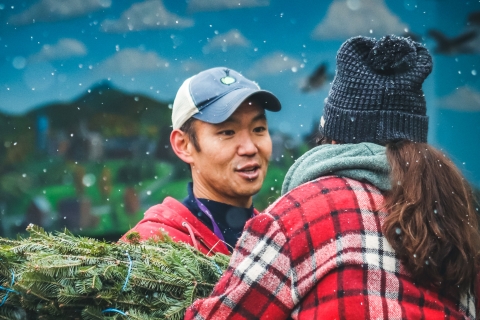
281, 142, 391, 195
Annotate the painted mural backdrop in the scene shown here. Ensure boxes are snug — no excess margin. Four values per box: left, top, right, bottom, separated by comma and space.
1, 0, 479, 239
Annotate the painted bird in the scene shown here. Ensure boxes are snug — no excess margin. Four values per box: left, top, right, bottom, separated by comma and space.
428, 29, 478, 55
301, 63, 333, 93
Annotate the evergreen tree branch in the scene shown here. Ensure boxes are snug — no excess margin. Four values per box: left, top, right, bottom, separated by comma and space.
0, 225, 228, 319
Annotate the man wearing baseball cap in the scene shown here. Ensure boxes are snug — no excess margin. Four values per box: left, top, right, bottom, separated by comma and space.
120, 67, 281, 255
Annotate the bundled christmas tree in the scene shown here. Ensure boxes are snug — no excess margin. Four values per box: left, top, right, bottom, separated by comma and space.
0, 224, 229, 320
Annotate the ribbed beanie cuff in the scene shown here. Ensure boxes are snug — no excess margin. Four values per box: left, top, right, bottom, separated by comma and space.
323, 102, 429, 144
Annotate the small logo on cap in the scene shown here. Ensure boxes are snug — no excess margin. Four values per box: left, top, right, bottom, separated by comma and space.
220, 69, 236, 85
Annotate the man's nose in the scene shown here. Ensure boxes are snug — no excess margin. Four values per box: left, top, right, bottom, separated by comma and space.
237, 132, 258, 156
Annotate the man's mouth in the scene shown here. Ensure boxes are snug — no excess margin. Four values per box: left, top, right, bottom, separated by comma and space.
235, 164, 261, 180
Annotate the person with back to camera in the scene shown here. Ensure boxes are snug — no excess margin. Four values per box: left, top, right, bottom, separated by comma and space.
185, 35, 480, 319
120, 67, 281, 255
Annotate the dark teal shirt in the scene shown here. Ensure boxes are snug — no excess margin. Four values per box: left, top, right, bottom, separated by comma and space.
182, 183, 253, 252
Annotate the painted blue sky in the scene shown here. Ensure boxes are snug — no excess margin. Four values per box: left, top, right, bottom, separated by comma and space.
1, 0, 480, 186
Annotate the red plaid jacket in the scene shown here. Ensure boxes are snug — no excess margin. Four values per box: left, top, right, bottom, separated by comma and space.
185, 176, 477, 319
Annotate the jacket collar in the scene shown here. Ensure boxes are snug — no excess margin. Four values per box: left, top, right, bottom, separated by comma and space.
282, 142, 391, 194
183, 182, 255, 252
161, 197, 231, 254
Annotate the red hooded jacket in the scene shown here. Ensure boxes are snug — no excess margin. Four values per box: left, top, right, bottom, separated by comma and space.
120, 197, 258, 255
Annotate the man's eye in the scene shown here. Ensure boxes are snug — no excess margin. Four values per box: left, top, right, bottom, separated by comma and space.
253, 126, 266, 133
220, 130, 235, 136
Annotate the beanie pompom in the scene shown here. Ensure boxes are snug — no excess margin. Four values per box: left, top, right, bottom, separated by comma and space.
366, 35, 417, 73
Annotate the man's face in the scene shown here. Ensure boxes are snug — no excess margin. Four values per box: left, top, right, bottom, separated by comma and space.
189, 100, 272, 208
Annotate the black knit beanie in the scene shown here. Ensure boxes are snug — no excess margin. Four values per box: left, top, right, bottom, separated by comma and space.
322, 35, 433, 144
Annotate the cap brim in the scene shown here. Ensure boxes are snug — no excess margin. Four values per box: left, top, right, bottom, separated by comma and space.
192, 88, 281, 124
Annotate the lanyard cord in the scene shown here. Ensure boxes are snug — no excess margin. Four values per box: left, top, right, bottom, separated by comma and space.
195, 198, 226, 243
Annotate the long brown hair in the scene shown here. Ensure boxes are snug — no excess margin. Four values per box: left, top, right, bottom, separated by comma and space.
383, 140, 480, 295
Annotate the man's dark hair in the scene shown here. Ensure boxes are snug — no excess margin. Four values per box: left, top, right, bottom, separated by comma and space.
179, 118, 201, 152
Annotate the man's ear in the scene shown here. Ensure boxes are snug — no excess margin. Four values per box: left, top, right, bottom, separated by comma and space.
170, 129, 194, 164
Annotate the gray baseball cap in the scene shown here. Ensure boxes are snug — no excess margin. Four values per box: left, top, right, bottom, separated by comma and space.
172, 67, 281, 129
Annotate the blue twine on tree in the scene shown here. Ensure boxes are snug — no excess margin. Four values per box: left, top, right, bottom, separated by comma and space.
122, 251, 132, 291
213, 262, 222, 276
0, 270, 19, 307
101, 252, 132, 316
102, 308, 128, 316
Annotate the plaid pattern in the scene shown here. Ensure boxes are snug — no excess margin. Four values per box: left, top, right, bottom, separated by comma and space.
185, 176, 476, 319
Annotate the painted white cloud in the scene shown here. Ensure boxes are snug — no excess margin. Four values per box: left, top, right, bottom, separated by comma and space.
247, 52, 302, 78
101, 0, 193, 33
8, 0, 111, 25
439, 86, 480, 112
29, 38, 87, 62
98, 49, 169, 75
312, 0, 409, 40
203, 29, 250, 53
179, 60, 205, 73
188, 0, 269, 12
